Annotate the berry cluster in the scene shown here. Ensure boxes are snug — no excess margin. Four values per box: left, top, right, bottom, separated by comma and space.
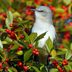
6, 29, 16, 40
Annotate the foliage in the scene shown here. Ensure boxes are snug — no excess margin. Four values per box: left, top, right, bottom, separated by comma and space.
0, 0, 72, 72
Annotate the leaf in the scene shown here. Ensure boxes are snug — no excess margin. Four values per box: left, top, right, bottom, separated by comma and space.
31, 66, 40, 72
70, 43, 72, 50
6, 11, 13, 29
6, 18, 11, 29
63, 0, 71, 5
29, 33, 37, 43
0, 33, 7, 41
64, 65, 72, 71
7, 11, 13, 23
24, 49, 32, 62
46, 37, 53, 52
40, 64, 44, 71
8, 68, 13, 72
65, 50, 72, 60
50, 68, 58, 72
8, 67, 17, 72
13, 11, 21, 17
55, 8, 65, 13
0, 40, 3, 50
26, 1, 33, 6
23, 31, 29, 42
34, 32, 46, 42
51, 49, 57, 58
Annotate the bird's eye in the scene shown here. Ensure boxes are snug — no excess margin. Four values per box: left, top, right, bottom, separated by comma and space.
37, 10, 44, 12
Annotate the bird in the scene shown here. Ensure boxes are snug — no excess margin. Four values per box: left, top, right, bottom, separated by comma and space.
31, 6, 56, 48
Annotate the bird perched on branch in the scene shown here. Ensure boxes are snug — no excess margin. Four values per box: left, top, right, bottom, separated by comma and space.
31, 6, 56, 48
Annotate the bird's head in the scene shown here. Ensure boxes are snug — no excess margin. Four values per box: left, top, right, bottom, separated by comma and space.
31, 6, 53, 22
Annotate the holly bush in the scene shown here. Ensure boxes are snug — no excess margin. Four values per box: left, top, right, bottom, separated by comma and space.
0, 0, 72, 72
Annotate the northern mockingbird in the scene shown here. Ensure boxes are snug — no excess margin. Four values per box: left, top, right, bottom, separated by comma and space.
31, 6, 56, 48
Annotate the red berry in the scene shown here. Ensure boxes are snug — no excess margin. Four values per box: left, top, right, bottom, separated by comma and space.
17, 45, 23, 51
62, 5, 68, 11
69, 22, 72, 26
57, 66, 64, 72
23, 66, 28, 72
25, 9, 32, 15
59, 45, 64, 49
35, 51, 39, 55
9, 23, 13, 27
17, 61, 23, 67
34, 0, 42, 5
28, 44, 33, 48
49, 6, 56, 11
70, 70, 72, 72
6, 58, 9, 62
52, 60, 58, 67
0, 24, 2, 28
62, 59, 68, 66
6, 29, 11, 34
20, 35, 25, 39
32, 48, 39, 55
0, 62, 2, 69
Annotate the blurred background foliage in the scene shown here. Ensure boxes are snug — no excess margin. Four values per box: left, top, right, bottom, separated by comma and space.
0, 0, 72, 72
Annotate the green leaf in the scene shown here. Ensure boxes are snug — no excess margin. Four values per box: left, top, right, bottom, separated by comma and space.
65, 50, 71, 60
63, 0, 71, 5
13, 11, 21, 17
64, 65, 72, 71
7, 11, 13, 23
46, 37, 53, 52
0, 33, 7, 41
6, 18, 11, 29
24, 49, 32, 62
55, 8, 64, 13
26, 1, 33, 6
50, 68, 58, 72
31, 66, 40, 72
8, 68, 13, 72
0, 40, 3, 50
8, 67, 17, 72
40, 64, 44, 71
6, 11, 13, 29
34, 32, 46, 42
29, 33, 37, 43
70, 43, 72, 50
23, 31, 29, 42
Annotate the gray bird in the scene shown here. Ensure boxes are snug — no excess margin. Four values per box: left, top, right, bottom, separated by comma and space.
31, 6, 56, 48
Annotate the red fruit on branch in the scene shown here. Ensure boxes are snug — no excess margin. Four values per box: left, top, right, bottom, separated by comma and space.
34, 0, 43, 5
70, 70, 72, 72
32, 48, 39, 55
62, 5, 68, 11
52, 60, 58, 67
48, 0, 53, 2
25, 9, 32, 15
20, 35, 25, 39
28, 44, 33, 48
0, 24, 2, 28
17, 45, 23, 51
64, 31, 70, 40
57, 65, 64, 72
23, 66, 28, 72
0, 62, 2, 69
49, 6, 56, 11
6, 29, 11, 34
69, 22, 72, 26
9, 23, 13, 27
62, 59, 68, 66
10, 32, 17, 40
17, 61, 23, 67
